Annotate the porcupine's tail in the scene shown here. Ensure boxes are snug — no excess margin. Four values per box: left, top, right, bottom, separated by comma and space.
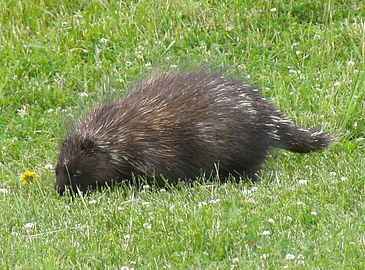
270, 113, 332, 153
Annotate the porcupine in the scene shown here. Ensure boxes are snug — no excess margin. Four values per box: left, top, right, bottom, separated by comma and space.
55, 71, 332, 195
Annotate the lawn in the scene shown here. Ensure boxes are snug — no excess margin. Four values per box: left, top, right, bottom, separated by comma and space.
0, 0, 364, 268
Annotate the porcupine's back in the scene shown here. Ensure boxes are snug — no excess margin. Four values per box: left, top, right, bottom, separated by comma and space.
55, 71, 332, 193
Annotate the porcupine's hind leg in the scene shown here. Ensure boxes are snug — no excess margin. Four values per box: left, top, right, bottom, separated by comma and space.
229, 148, 269, 183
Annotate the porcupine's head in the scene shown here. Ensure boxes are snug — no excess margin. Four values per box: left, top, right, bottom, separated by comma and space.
55, 135, 124, 195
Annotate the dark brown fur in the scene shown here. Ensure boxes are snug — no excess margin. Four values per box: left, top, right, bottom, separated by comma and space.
55, 71, 331, 195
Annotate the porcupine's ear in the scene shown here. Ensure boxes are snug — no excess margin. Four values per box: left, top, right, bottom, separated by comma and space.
81, 138, 96, 152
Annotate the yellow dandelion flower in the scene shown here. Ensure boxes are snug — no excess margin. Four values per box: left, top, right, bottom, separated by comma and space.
19, 171, 39, 185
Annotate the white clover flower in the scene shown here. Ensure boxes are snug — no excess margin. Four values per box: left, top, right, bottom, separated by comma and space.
209, 199, 221, 204
80, 92, 88, 97
232, 257, 239, 263
45, 164, 54, 171
296, 201, 305, 206
314, 34, 320, 39
297, 254, 305, 265
242, 186, 258, 196
330, 171, 337, 177
100, 37, 108, 43
135, 51, 143, 59
270, 8, 277, 12
262, 230, 271, 236
237, 64, 246, 69
17, 105, 27, 117
260, 254, 268, 260
285, 253, 296, 260
285, 216, 293, 222
347, 60, 355, 67
143, 223, 152, 230
310, 211, 318, 216
198, 201, 208, 207
334, 81, 341, 87
124, 234, 131, 240
295, 50, 302, 55
0, 188, 9, 194
289, 69, 298, 74
298, 179, 308, 185
268, 218, 275, 224
24, 222, 35, 231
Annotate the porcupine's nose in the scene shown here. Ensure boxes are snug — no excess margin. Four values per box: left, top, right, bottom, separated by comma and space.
54, 182, 66, 195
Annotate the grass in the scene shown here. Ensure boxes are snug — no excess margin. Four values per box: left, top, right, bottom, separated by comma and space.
0, 0, 364, 268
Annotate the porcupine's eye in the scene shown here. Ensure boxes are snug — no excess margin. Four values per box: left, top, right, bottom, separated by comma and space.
73, 169, 82, 177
